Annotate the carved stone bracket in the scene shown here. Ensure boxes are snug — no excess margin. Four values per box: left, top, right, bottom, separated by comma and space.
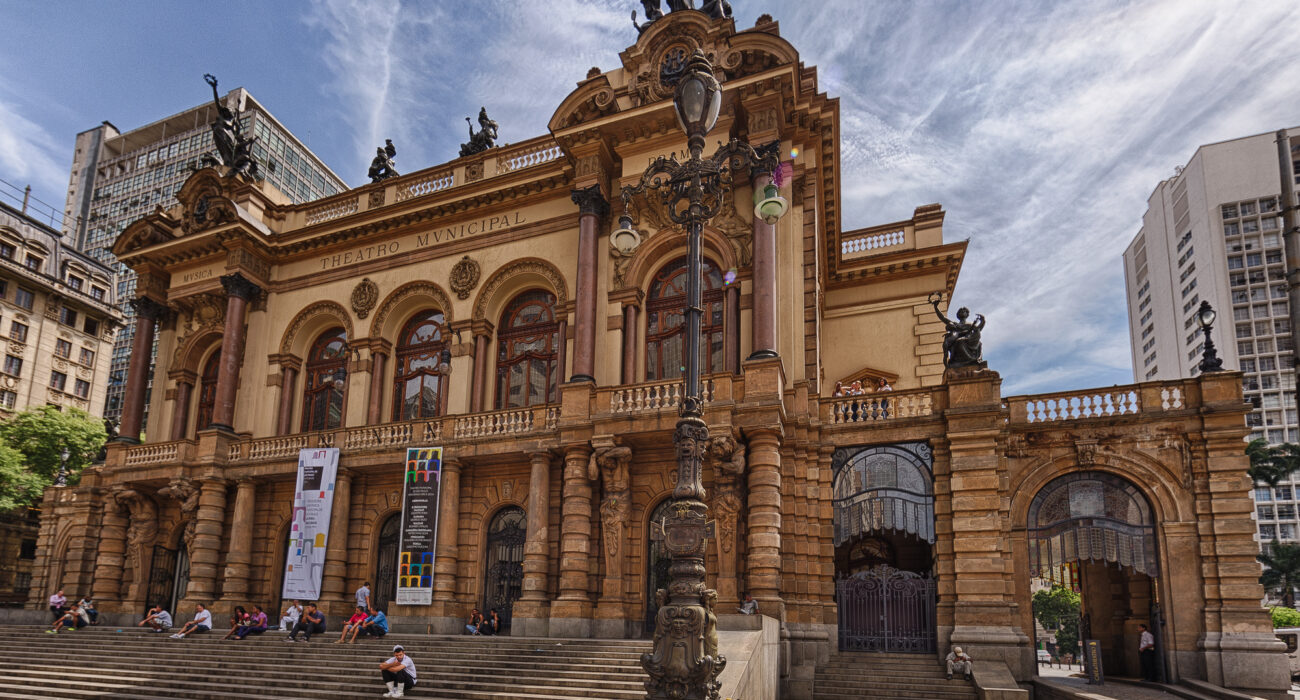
571, 184, 610, 217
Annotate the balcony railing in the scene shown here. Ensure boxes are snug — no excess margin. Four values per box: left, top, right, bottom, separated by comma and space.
607, 377, 718, 415
123, 440, 188, 467
452, 405, 558, 440
823, 389, 934, 425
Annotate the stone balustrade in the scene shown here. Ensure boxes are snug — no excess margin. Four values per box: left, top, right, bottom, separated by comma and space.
393, 169, 454, 202
823, 389, 933, 425
1014, 387, 1141, 423
123, 440, 185, 467
607, 378, 717, 415
497, 139, 564, 173
303, 196, 359, 226
452, 405, 553, 440
840, 228, 910, 261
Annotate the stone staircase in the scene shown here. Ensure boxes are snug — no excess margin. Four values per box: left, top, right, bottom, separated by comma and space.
0, 625, 652, 699
814, 651, 980, 700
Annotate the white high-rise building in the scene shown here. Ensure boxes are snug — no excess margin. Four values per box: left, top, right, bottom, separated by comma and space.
1123, 126, 1300, 546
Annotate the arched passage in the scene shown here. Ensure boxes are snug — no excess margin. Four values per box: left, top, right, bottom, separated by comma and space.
373, 513, 401, 614
1027, 471, 1161, 681
482, 505, 526, 632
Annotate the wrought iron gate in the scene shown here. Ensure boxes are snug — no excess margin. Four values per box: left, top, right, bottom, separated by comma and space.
374, 515, 401, 613
644, 499, 675, 636
483, 506, 526, 630
145, 545, 189, 616
837, 565, 936, 653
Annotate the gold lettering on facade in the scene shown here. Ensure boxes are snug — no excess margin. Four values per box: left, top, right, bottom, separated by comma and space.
324, 211, 527, 271
181, 269, 215, 284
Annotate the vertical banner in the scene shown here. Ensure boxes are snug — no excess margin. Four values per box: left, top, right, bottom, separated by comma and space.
281, 448, 340, 601
396, 447, 442, 606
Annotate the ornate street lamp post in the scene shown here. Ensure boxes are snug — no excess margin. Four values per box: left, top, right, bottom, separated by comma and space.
1196, 300, 1224, 373
620, 50, 785, 700
55, 447, 70, 488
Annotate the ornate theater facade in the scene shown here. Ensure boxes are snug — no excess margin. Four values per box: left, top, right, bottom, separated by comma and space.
30, 11, 1289, 699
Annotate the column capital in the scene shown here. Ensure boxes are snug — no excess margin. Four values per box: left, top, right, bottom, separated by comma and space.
527, 450, 555, 466
129, 296, 169, 320
570, 184, 609, 217
441, 455, 462, 473
167, 368, 198, 384
267, 353, 303, 371
750, 140, 781, 178
609, 287, 645, 308
220, 272, 262, 300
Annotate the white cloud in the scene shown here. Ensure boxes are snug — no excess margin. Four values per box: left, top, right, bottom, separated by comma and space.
0, 95, 70, 218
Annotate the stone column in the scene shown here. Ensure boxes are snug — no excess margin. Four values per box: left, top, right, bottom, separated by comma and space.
219, 479, 257, 603
725, 286, 741, 373
749, 171, 778, 360
621, 304, 639, 384
183, 478, 229, 604
470, 331, 491, 413
275, 359, 300, 436
555, 318, 568, 384
367, 351, 387, 425
709, 435, 746, 606
569, 185, 608, 382
211, 273, 261, 432
169, 373, 195, 441
430, 457, 461, 632
514, 451, 553, 636
91, 497, 128, 606
320, 469, 352, 612
117, 298, 166, 443
552, 444, 594, 637
745, 427, 783, 615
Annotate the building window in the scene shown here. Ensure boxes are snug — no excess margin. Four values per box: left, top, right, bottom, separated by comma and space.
495, 290, 560, 409
54, 339, 71, 359
1223, 204, 1239, 219
3, 355, 21, 376
49, 370, 66, 392
1257, 487, 1274, 502
392, 311, 447, 421
79, 347, 95, 366
195, 350, 221, 433
9, 321, 26, 342
301, 328, 347, 432
0, 390, 14, 409
14, 288, 33, 311
73, 379, 90, 399
59, 307, 77, 327
646, 257, 726, 381
25, 255, 42, 271
67, 275, 83, 291
83, 318, 99, 336
1262, 525, 1278, 540
0, 243, 13, 260
1260, 506, 1276, 520
90, 286, 105, 301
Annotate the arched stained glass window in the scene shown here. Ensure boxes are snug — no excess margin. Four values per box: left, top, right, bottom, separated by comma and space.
393, 310, 447, 420
301, 327, 347, 432
831, 442, 934, 546
194, 349, 220, 435
645, 257, 725, 381
495, 290, 559, 409
1027, 471, 1157, 578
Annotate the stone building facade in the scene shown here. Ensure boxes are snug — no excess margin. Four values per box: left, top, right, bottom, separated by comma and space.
29, 11, 1289, 698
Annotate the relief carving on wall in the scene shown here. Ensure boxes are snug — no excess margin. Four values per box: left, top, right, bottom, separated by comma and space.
351, 278, 379, 319
170, 293, 226, 369
705, 432, 745, 601
113, 487, 159, 603
368, 189, 386, 208
450, 256, 481, 300
589, 441, 632, 587
159, 478, 200, 552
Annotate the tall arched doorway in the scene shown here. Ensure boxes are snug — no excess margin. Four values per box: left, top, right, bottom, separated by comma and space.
1028, 471, 1161, 681
644, 498, 676, 637
832, 442, 936, 653
145, 540, 189, 617
373, 514, 401, 613
483, 506, 526, 632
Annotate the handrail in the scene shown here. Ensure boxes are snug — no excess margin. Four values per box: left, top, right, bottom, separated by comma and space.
608, 378, 717, 415
823, 389, 933, 424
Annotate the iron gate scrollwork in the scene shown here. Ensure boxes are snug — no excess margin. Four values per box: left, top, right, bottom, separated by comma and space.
145, 545, 176, 615
483, 506, 526, 630
837, 564, 936, 653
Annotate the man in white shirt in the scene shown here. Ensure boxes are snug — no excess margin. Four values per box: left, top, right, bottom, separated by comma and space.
737, 594, 759, 615
1138, 624, 1157, 681
279, 600, 303, 631
379, 644, 417, 697
139, 605, 172, 632
171, 603, 213, 638
946, 646, 972, 681
355, 582, 372, 611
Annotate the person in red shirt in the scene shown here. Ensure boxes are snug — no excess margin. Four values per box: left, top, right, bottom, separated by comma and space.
337, 605, 369, 644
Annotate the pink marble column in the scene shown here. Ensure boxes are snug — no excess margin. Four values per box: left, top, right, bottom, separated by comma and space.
211, 274, 261, 432
569, 185, 608, 382
471, 332, 490, 413
621, 304, 639, 384
367, 352, 386, 425
169, 376, 194, 441
749, 171, 778, 360
725, 286, 740, 373
276, 364, 299, 436
117, 298, 166, 443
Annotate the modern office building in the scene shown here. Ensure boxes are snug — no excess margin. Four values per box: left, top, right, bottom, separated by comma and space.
1122, 127, 1300, 545
61, 87, 347, 423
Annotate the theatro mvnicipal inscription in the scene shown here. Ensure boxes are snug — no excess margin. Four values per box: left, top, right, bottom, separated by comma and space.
318, 211, 527, 271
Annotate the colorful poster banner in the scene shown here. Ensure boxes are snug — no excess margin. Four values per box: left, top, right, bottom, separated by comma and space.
281, 448, 340, 601
396, 447, 442, 606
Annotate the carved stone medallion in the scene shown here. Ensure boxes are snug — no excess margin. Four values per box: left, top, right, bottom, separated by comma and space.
368, 189, 386, 208
351, 278, 379, 319
450, 256, 481, 300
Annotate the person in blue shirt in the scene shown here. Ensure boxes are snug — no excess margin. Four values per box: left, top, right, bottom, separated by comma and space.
360, 606, 388, 639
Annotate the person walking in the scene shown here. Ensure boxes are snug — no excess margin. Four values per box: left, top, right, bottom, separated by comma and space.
355, 581, 372, 611
1139, 624, 1157, 681
379, 644, 417, 697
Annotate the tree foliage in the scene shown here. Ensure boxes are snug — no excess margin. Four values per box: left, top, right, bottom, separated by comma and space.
0, 406, 107, 508
1033, 584, 1082, 655
1271, 606, 1300, 628
1247, 438, 1300, 487
1259, 541, 1300, 608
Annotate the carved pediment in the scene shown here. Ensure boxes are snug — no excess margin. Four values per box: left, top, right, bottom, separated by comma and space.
548, 74, 618, 132
176, 168, 238, 235
113, 217, 177, 259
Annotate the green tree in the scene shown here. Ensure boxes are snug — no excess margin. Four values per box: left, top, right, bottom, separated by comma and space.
1033, 584, 1082, 656
1247, 438, 1300, 487
0, 442, 42, 511
1259, 541, 1300, 608
1271, 606, 1300, 628
0, 406, 107, 504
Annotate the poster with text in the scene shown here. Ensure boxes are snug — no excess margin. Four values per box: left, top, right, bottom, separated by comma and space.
281, 448, 339, 601
396, 447, 442, 606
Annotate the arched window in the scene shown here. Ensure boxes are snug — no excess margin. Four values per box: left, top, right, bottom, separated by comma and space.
495, 290, 560, 409
301, 327, 347, 432
645, 257, 725, 381
193, 349, 220, 435
1028, 471, 1157, 578
393, 310, 447, 420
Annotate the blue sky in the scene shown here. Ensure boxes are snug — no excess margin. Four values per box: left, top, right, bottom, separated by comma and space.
3, 0, 1299, 395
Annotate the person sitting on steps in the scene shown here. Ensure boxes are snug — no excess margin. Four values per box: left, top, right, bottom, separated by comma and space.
46, 603, 89, 634
235, 605, 268, 639
77, 596, 98, 625
286, 602, 326, 642
359, 606, 389, 639
279, 599, 302, 631
946, 646, 973, 681
222, 606, 250, 640
465, 607, 483, 635
138, 604, 172, 633
478, 608, 499, 636
337, 605, 368, 644
48, 589, 66, 621
379, 644, 418, 698
738, 593, 759, 615
171, 603, 213, 639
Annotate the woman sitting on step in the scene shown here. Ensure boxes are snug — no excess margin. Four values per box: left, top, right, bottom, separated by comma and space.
234, 605, 268, 640
222, 606, 250, 640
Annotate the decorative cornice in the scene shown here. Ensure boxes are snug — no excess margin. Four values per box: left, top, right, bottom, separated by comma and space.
570, 184, 609, 217
220, 273, 262, 301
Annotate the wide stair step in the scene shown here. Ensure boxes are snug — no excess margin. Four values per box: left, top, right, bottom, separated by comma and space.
814, 651, 979, 700
0, 626, 653, 699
